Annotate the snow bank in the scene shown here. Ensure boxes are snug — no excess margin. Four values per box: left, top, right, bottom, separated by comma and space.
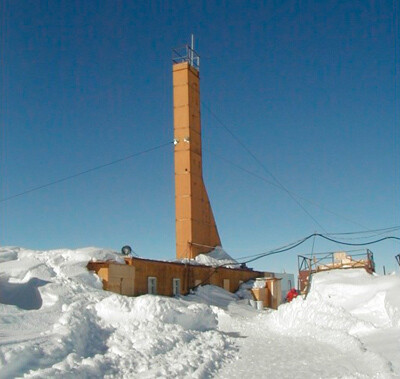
0, 247, 234, 378
262, 269, 400, 377
96, 294, 217, 331
186, 284, 239, 309
308, 269, 400, 328
1, 247, 400, 378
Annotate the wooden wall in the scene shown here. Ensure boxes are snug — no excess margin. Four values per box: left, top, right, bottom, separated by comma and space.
88, 257, 264, 297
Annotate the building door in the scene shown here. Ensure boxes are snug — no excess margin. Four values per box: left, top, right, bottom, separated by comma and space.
148, 277, 157, 294
172, 278, 180, 296
223, 279, 230, 292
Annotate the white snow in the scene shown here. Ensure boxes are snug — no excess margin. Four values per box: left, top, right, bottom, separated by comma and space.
1, 247, 399, 378
176, 246, 240, 268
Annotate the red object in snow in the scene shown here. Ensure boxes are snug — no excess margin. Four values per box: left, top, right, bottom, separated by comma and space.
286, 288, 298, 302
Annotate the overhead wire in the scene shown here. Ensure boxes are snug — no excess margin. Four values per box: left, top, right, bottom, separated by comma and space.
230, 229, 400, 264
203, 148, 370, 230
234, 235, 311, 261
241, 234, 317, 264
192, 235, 315, 289
0, 141, 173, 203
183, 225, 399, 257
325, 226, 400, 236
316, 234, 400, 247
323, 227, 400, 241
240, 233, 400, 265
201, 101, 328, 233
201, 105, 399, 238
205, 149, 400, 242
190, 232, 400, 291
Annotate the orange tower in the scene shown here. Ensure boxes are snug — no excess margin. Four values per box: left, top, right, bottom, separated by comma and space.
173, 40, 221, 259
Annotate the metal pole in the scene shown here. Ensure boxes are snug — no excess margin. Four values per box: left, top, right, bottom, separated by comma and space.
190, 34, 194, 66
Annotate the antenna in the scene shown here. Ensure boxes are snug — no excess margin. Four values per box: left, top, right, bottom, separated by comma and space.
172, 35, 200, 70
190, 34, 194, 66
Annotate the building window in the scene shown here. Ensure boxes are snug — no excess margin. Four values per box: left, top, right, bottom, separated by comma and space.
172, 278, 181, 296
148, 277, 157, 295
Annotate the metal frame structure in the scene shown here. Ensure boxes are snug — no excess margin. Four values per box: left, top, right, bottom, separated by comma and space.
297, 249, 376, 293
172, 35, 200, 69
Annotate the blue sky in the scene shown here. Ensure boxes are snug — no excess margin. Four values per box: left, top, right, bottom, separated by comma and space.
1, 0, 399, 275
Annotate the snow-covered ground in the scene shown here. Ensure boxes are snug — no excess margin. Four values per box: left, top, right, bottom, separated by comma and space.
1, 247, 399, 378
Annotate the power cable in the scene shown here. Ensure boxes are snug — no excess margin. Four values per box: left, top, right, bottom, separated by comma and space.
192, 235, 313, 290
0, 141, 173, 203
204, 148, 370, 230
201, 101, 328, 233
190, 232, 400, 291
325, 226, 400, 236
242, 234, 317, 265
233, 232, 400, 265
323, 228, 400, 241
316, 234, 400, 247
234, 236, 310, 261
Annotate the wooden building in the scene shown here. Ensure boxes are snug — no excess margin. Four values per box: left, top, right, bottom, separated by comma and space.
88, 257, 265, 297
87, 257, 283, 308
87, 40, 283, 309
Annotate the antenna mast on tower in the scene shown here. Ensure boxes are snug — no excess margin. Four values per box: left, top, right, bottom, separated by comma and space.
172, 34, 200, 70
190, 34, 194, 66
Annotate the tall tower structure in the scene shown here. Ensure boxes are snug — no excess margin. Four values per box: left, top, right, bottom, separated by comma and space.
173, 38, 221, 260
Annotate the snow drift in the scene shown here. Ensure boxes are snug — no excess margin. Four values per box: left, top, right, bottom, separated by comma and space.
1, 247, 400, 378
0, 247, 232, 378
